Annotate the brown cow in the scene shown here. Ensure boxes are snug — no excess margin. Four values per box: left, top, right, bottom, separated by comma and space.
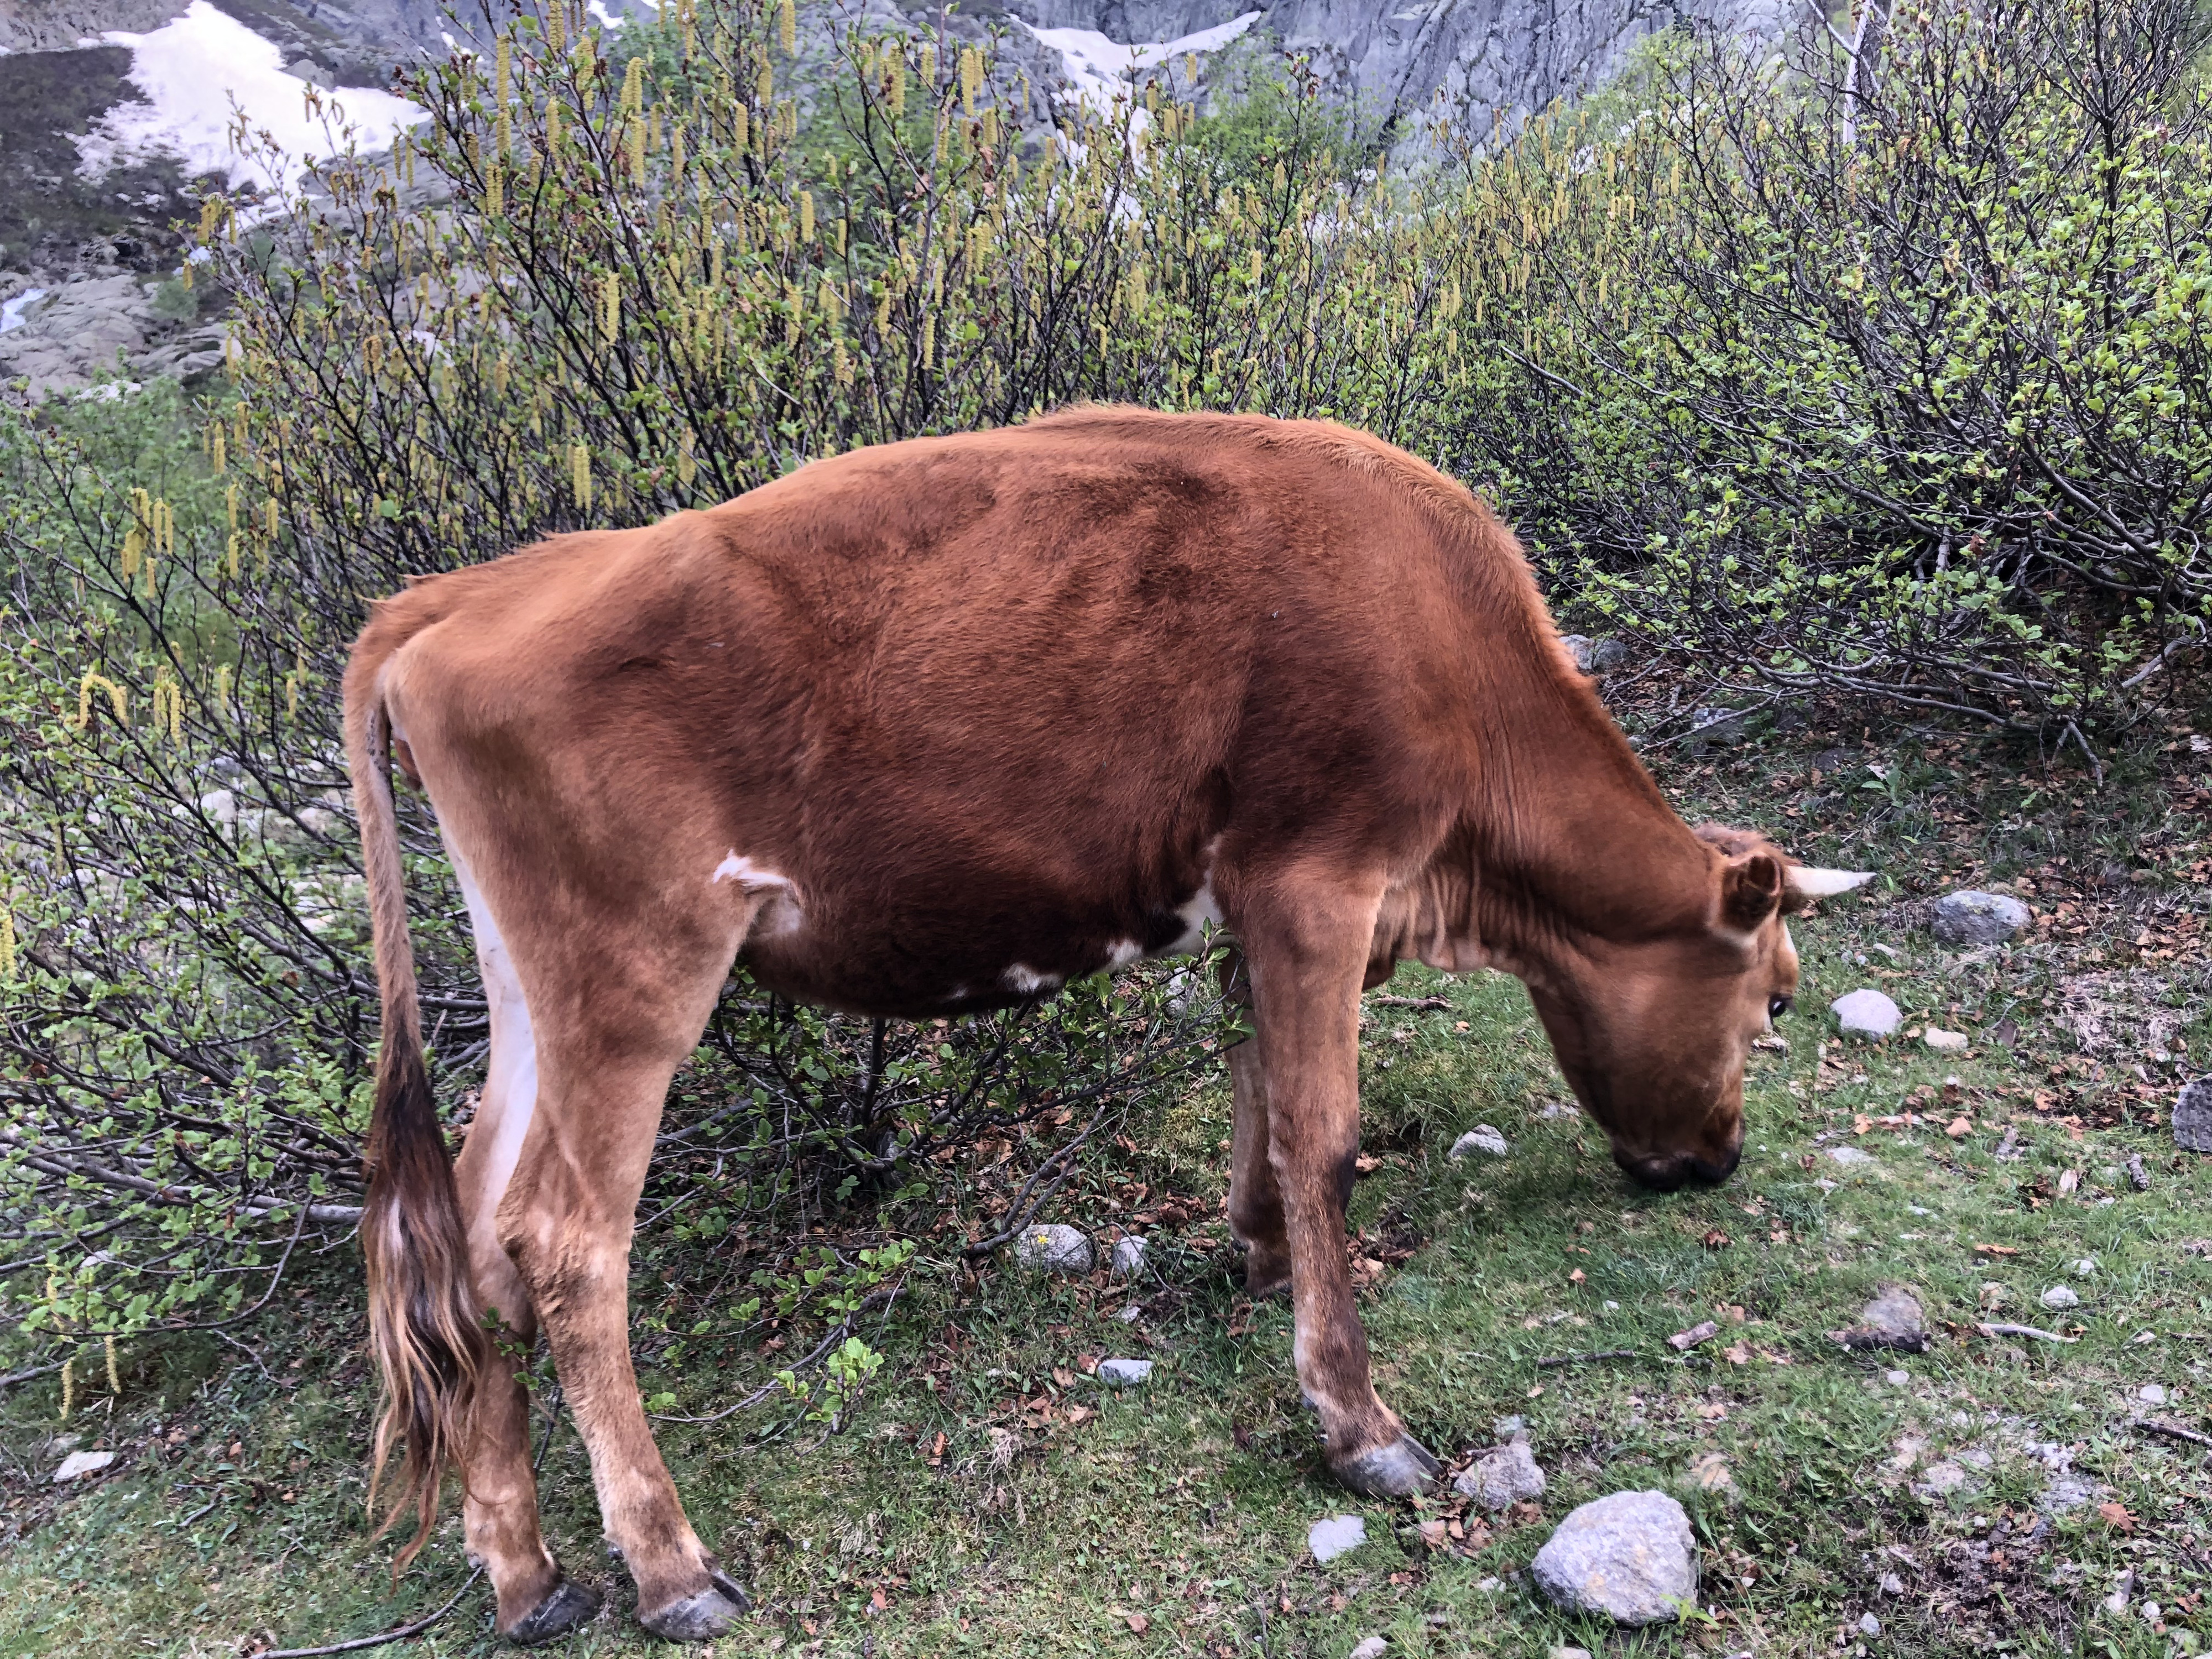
344, 408, 1868, 1642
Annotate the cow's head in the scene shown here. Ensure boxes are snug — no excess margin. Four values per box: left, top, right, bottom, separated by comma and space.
1525, 826, 1871, 1192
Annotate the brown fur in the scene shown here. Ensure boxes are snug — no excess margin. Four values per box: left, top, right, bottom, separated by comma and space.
342, 409, 1835, 1639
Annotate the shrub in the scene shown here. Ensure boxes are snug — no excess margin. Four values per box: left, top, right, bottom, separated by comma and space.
1434, 0, 2212, 737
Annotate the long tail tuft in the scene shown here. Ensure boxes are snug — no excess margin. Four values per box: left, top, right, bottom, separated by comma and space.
347, 667, 487, 1575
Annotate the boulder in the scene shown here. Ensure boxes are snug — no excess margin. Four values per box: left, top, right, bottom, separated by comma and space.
1531, 1490, 1699, 1626
1013, 1223, 1092, 1272
2176, 1077, 2212, 1154
1831, 989, 1901, 1039
1931, 890, 2030, 946
1453, 1440, 1546, 1510
1449, 1125, 1510, 1159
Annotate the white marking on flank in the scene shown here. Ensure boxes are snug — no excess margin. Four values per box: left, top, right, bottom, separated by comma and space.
1162, 877, 1223, 957
1002, 964, 1061, 995
1104, 938, 1144, 969
445, 838, 538, 1222
711, 849, 792, 889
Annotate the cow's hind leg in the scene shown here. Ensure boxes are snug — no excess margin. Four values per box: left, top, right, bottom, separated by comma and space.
447, 852, 597, 1642
1224, 1009, 1292, 1298
1236, 874, 1441, 1498
493, 920, 748, 1641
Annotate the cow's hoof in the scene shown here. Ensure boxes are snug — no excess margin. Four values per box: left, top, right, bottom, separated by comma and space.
703, 1555, 752, 1611
638, 1584, 746, 1642
503, 1575, 600, 1645
1333, 1433, 1443, 1498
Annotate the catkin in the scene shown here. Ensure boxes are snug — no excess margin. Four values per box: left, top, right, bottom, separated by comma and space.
779, 0, 795, 54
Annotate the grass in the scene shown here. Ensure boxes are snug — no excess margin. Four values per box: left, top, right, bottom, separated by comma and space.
2, 708, 2208, 1659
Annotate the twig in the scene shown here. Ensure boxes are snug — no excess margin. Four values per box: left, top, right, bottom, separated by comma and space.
2130, 1416, 2212, 1450
1976, 1322, 2077, 1344
1366, 995, 1452, 1011
0, 1361, 66, 1390
1537, 1347, 1639, 1369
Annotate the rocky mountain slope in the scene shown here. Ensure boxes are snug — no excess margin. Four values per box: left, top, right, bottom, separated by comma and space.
0, 0, 1776, 395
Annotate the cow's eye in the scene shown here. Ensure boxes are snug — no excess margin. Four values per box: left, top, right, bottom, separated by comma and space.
1768, 995, 1793, 1021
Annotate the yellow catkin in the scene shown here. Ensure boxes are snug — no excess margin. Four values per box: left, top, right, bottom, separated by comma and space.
1, 908, 16, 981
210, 428, 226, 475
778, 0, 795, 54
920, 43, 935, 86
549, 0, 565, 54
213, 663, 231, 712
758, 64, 773, 106
833, 338, 852, 384
59, 1359, 72, 1422
547, 100, 562, 150
961, 46, 980, 116
921, 312, 934, 367
106, 1336, 119, 1396
799, 190, 815, 242
629, 117, 645, 182
623, 56, 644, 116
602, 270, 620, 342
677, 431, 696, 485
496, 35, 510, 100
886, 56, 904, 116
572, 442, 592, 508
732, 102, 748, 150
70, 672, 127, 731
264, 498, 279, 538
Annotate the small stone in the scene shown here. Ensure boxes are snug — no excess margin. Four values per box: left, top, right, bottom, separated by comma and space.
1539, 1099, 1580, 1120
1308, 1514, 1366, 1563
196, 787, 238, 825
51, 1449, 116, 1483
1879, 1572, 1904, 1595
1549, 1648, 1595, 1659
1348, 1639, 1389, 1659
1097, 1358, 1153, 1387
1828, 1145, 1876, 1167
1454, 1440, 1546, 1510
1450, 1124, 1510, 1159
1110, 1235, 1148, 1277
1668, 1319, 1719, 1350
1913, 1461, 1972, 1499
1114, 1303, 1142, 1323
1491, 1414, 1527, 1440
1923, 1027, 1970, 1052
2138, 1383, 2168, 1406
2072, 1257, 2097, 1275
1834, 1285, 1926, 1352
1684, 1451, 1734, 1493
1885, 1369, 1910, 1386
1687, 706, 1750, 747
1931, 890, 2031, 946
1832, 989, 1902, 1039
2177, 1077, 2212, 1153
1013, 1223, 1092, 1272
1859, 1612, 1882, 1637
2125, 1154, 2150, 1191
1530, 1490, 1699, 1627
2039, 1285, 2080, 1311
2142, 1603, 2162, 1626
2038, 1474, 2098, 1515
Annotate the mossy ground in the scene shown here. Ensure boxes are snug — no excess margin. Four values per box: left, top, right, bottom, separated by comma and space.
3, 711, 2208, 1659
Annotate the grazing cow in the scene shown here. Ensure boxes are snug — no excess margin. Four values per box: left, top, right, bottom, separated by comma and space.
345, 408, 1869, 1642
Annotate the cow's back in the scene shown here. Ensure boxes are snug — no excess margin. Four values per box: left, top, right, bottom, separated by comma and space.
372, 409, 1581, 1014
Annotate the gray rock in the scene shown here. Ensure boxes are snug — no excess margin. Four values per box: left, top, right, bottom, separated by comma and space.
1859, 1612, 1882, 1637
1348, 1640, 1388, 1659
1491, 1414, 1527, 1441
1453, 1440, 1546, 1510
1558, 635, 1629, 676
1931, 890, 2031, 946
1880, 1572, 1904, 1595
2038, 1474, 2098, 1515
2138, 1383, 2168, 1406
1912, 1460, 1978, 1500
1012, 1223, 1092, 1272
1549, 1649, 1595, 1659
196, 787, 239, 825
1923, 1027, 1970, 1052
1834, 1285, 1926, 1352
1308, 1514, 1366, 1563
2177, 1077, 2212, 1153
1096, 1357, 1153, 1386
1530, 1490, 1699, 1627
1828, 1145, 1876, 1167
1449, 1124, 1510, 1159
1831, 989, 1902, 1039
2038, 1285, 2080, 1311
52, 1449, 116, 1483
2126, 1154, 2150, 1191
1110, 1235, 1148, 1277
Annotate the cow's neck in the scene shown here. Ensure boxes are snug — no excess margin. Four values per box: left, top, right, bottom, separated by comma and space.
1390, 674, 1716, 978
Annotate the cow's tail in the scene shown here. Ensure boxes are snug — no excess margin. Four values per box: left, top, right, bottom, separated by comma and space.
346, 641, 485, 1575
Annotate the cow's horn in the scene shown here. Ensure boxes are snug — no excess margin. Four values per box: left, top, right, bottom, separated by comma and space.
1785, 865, 1876, 899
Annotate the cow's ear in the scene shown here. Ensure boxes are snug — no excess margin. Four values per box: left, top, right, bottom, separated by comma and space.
1721, 852, 1783, 931
1783, 865, 1876, 911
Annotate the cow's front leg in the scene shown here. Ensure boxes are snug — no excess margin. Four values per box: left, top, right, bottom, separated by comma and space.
1239, 877, 1441, 1497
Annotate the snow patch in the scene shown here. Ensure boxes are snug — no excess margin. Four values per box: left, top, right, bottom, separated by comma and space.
1021, 12, 1261, 119
1, 289, 48, 333
74, 1, 425, 194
